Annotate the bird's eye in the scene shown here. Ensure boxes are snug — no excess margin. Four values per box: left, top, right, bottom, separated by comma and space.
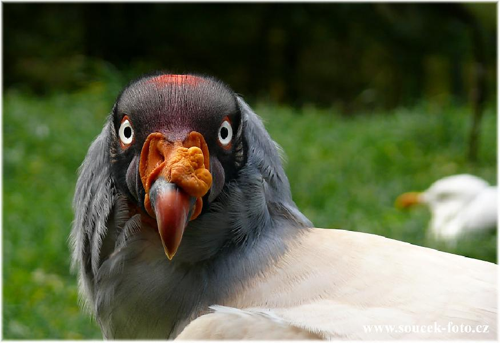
437, 192, 453, 201
119, 117, 134, 147
218, 119, 233, 148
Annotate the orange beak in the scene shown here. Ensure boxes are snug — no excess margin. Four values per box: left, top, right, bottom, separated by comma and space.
139, 131, 212, 259
395, 192, 422, 209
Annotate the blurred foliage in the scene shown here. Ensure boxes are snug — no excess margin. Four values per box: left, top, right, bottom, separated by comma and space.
3, 3, 497, 112
2, 2, 497, 340
3, 87, 113, 339
3, 77, 496, 338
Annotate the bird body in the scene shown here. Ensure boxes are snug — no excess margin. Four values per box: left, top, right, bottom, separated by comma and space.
71, 73, 497, 340
179, 228, 496, 340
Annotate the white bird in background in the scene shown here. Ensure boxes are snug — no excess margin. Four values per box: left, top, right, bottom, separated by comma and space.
396, 174, 497, 243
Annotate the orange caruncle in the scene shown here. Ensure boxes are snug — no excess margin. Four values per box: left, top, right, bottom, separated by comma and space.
140, 131, 212, 220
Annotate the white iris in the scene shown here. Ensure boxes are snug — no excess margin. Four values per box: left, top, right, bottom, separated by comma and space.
119, 119, 134, 145
218, 121, 233, 146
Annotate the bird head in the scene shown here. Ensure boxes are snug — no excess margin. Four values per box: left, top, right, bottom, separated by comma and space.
109, 74, 244, 259
395, 174, 490, 212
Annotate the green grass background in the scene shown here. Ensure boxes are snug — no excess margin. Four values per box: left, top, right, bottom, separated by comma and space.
3, 80, 497, 339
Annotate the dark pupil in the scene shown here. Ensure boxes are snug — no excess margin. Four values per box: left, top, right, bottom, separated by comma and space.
220, 127, 229, 140
124, 126, 132, 138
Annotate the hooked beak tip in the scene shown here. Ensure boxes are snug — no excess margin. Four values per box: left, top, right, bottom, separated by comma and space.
150, 178, 193, 260
165, 250, 175, 260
